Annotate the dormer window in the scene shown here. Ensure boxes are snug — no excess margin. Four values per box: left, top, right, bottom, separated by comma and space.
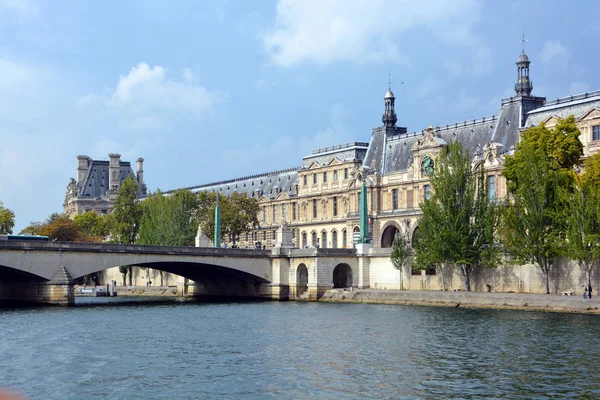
593, 125, 600, 141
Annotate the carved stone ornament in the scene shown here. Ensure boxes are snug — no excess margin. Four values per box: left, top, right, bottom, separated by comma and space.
411, 126, 447, 151
482, 141, 504, 167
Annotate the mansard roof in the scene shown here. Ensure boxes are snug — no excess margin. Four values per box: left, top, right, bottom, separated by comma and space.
525, 90, 600, 127
78, 160, 134, 198
302, 142, 368, 168
172, 167, 300, 200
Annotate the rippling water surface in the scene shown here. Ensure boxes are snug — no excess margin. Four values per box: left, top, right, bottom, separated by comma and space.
1, 297, 599, 399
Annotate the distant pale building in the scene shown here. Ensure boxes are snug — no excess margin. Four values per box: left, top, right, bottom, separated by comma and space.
63, 153, 147, 217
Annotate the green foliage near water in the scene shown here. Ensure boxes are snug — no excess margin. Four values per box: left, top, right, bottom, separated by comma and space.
413, 140, 500, 291
110, 176, 142, 245
559, 152, 600, 288
0, 201, 15, 234
137, 189, 199, 246
196, 191, 259, 246
501, 116, 584, 294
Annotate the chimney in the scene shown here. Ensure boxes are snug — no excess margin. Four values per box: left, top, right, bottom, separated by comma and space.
77, 155, 91, 185
136, 157, 144, 187
108, 153, 121, 191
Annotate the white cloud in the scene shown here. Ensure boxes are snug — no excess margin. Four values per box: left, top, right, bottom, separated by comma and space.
263, 0, 482, 68
79, 63, 225, 116
539, 39, 570, 70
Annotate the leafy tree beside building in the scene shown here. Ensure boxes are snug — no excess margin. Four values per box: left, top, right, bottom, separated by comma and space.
559, 152, 600, 289
413, 141, 499, 291
502, 116, 583, 294
196, 192, 259, 247
137, 189, 199, 247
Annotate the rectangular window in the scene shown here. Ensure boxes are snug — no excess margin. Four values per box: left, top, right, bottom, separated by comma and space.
344, 168, 349, 180
282, 203, 287, 220
273, 205, 277, 222
357, 192, 360, 211
323, 172, 327, 183
424, 185, 431, 200
263, 206, 267, 223
292, 202, 297, 220
593, 125, 600, 141
333, 196, 338, 216
313, 199, 317, 218
406, 189, 414, 208
333, 170, 338, 181
313, 173, 317, 184
392, 188, 398, 210
488, 175, 496, 201
303, 175, 307, 185
273, 230, 276, 240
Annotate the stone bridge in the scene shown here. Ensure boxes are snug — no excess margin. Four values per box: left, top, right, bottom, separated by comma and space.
0, 240, 366, 305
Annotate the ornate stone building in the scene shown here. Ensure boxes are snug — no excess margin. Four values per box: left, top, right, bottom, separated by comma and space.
63, 153, 147, 217
174, 48, 600, 250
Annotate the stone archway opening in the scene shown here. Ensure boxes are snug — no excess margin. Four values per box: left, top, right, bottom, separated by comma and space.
381, 225, 399, 248
332, 263, 353, 288
296, 263, 308, 297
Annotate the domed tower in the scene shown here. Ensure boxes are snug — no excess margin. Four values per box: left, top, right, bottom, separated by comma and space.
515, 35, 533, 96
382, 89, 397, 127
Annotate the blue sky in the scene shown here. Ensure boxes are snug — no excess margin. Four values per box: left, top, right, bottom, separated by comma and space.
1, 0, 599, 231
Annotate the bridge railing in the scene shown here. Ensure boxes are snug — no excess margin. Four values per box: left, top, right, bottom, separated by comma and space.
0, 240, 272, 257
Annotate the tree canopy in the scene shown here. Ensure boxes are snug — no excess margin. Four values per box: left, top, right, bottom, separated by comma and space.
0, 201, 15, 234
559, 152, 600, 287
137, 189, 199, 246
501, 116, 583, 294
74, 211, 112, 240
196, 191, 259, 246
110, 176, 142, 244
413, 140, 499, 291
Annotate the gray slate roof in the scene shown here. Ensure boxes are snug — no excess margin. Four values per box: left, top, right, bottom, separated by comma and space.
78, 160, 134, 197
525, 91, 600, 126
177, 168, 300, 200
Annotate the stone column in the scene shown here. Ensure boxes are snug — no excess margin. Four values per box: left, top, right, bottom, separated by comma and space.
355, 243, 372, 289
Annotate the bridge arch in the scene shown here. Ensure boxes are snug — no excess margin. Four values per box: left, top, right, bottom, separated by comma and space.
332, 263, 353, 288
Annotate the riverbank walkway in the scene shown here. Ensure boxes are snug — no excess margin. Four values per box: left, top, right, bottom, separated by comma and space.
321, 289, 600, 314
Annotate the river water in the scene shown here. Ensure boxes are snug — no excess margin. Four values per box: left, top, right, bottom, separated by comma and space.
1, 297, 599, 399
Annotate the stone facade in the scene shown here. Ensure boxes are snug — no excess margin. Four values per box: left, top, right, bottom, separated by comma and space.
181, 49, 600, 252
63, 154, 147, 217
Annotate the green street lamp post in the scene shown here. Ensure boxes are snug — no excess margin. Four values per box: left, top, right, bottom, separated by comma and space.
359, 179, 369, 244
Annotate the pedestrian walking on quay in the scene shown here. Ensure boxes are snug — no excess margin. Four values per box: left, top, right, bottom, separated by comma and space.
588, 284, 593, 299
584, 286, 588, 299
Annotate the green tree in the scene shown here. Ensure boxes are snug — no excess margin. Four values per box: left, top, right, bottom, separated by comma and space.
110, 176, 142, 286
0, 201, 15, 234
38, 216, 83, 241
74, 211, 111, 238
414, 141, 499, 291
502, 116, 583, 294
110, 176, 142, 245
390, 234, 409, 290
196, 191, 259, 246
137, 189, 199, 247
560, 153, 600, 288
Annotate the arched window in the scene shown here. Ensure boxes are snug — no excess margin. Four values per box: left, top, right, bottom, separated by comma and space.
311, 231, 317, 247
321, 231, 327, 248
342, 229, 347, 248
302, 232, 307, 248
332, 230, 338, 248
422, 155, 434, 176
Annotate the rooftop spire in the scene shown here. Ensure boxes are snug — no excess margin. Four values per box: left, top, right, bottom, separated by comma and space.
515, 31, 533, 96
382, 70, 398, 127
